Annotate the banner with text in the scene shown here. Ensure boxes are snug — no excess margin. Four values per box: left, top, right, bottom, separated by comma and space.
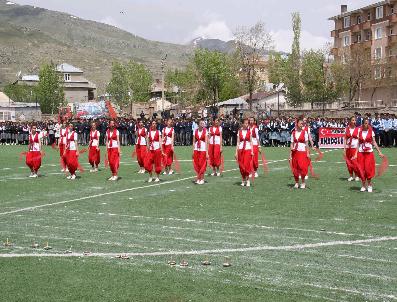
319, 128, 345, 149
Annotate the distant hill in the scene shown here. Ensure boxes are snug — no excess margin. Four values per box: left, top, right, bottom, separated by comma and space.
190, 37, 238, 54
0, 0, 193, 93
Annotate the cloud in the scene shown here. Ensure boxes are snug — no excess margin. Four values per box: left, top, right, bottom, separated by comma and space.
191, 20, 234, 41
271, 29, 331, 52
100, 16, 122, 28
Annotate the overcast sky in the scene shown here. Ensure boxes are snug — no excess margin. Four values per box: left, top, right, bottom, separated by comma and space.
14, 0, 374, 52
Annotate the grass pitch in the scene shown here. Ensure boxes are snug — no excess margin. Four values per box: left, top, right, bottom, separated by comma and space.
0, 145, 396, 302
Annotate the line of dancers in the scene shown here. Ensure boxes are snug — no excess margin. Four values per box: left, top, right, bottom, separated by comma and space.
23, 116, 388, 192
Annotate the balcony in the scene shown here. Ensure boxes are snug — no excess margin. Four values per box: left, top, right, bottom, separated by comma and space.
362, 21, 371, 30
351, 24, 361, 32
390, 14, 397, 23
389, 35, 397, 44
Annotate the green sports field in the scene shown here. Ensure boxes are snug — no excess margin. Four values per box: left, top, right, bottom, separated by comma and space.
0, 145, 396, 302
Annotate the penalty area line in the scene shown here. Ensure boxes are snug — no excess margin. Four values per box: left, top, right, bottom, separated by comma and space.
0, 236, 395, 258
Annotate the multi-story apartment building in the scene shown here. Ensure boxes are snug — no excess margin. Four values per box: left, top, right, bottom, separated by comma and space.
329, 1, 397, 107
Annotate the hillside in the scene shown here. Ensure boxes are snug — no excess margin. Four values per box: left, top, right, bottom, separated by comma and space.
0, 0, 192, 93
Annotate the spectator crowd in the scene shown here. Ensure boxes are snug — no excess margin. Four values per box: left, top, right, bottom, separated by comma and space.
1, 112, 396, 148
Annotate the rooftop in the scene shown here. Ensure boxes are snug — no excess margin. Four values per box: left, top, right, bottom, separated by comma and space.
328, 1, 389, 20
56, 63, 83, 73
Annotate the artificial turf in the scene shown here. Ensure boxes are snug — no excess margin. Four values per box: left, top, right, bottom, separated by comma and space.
0, 145, 396, 301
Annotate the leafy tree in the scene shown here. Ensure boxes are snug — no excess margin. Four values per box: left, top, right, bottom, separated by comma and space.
268, 52, 288, 86
35, 63, 64, 114
126, 60, 153, 103
106, 62, 129, 106
165, 64, 200, 105
3, 83, 36, 103
235, 21, 273, 109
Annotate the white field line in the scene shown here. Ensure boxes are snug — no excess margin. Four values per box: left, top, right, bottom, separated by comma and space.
0, 236, 395, 258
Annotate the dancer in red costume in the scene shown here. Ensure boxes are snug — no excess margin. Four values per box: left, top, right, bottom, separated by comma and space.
106, 120, 121, 181
192, 120, 208, 185
162, 118, 175, 175
208, 118, 222, 177
88, 122, 101, 172
301, 117, 316, 180
290, 118, 310, 189
343, 116, 361, 182
249, 117, 261, 178
235, 119, 254, 187
64, 123, 80, 180
135, 119, 147, 174
353, 118, 384, 193
58, 121, 68, 172
26, 124, 43, 178
145, 120, 164, 182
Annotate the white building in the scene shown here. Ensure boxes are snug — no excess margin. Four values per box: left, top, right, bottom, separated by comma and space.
0, 92, 41, 121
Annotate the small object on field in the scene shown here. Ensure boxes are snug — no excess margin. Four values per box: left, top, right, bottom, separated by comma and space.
65, 246, 72, 254
120, 254, 130, 260
320, 228, 326, 232
201, 256, 211, 266
83, 251, 90, 256
115, 255, 122, 259
223, 256, 231, 267
31, 241, 39, 248
167, 256, 176, 266
43, 242, 52, 250
4, 238, 12, 247
179, 259, 188, 267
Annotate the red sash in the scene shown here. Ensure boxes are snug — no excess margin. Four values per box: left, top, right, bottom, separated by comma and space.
358, 127, 373, 152
210, 127, 220, 145
292, 130, 305, 151
60, 128, 68, 143
29, 133, 39, 144
195, 129, 206, 149
107, 129, 118, 148
162, 127, 173, 145
250, 126, 258, 138
239, 130, 251, 150
66, 131, 76, 149
137, 127, 146, 145
345, 127, 359, 148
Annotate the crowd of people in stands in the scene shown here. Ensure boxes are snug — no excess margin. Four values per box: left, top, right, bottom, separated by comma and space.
1, 112, 396, 148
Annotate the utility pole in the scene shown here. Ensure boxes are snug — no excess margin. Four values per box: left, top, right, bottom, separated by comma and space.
161, 54, 168, 113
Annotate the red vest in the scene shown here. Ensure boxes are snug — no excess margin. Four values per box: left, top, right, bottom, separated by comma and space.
210, 127, 220, 145
345, 127, 359, 148
90, 130, 99, 147
29, 132, 39, 144
163, 127, 173, 138
149, 130, 160, 149
66, 131, 76, 149
292, 130, 305, 151
195, 129, 206, 149
239, 129, 251, 150
107, 129, 118, 148
358, 127, 373, 152
250, 125, 258, 138
137, 127, 146, 145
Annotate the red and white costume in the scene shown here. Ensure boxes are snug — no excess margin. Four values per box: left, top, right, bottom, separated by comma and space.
290, 130, 309, 182
144, 129, 163, 174
345, 126, 360, 175
193, 128, 207, 180
59, 128, 68, 168
107, 129, 120, 176
65, 130, 79, 175
250, 125, 259, 172
357, 127, 376, 181
88, 130, 101, 167
237, 129, 253, 179
162, 127, 174, 167
26, 132, 42, 172
208, 126, 222, 168
136, 127, 147, 168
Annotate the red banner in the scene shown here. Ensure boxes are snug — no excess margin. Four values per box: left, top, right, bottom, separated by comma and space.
319, 128, 345, 149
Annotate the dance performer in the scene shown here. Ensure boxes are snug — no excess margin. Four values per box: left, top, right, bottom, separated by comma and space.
64, 123, 79, 180
208, 118, 222, 176
290, 118, 310, 189
135, 119, 147, 174
58, 121, 68, 172
353, 118, 384, 193
88, 122, 101, 172
162, 118, 175, 175
106, 120, 121, 181
343, 116, 361, 182
235, 119, 254, 187
192, 120, 208, 185
145, 120, 163, 182
26, 124, 43, 178
249, 117, 261, 178
302, 117, 316, 180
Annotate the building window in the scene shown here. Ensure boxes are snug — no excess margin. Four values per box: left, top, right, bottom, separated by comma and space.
374, 66, 382, 79
343, 35, 350, 46
357, 15, 362, 24
374, 47, 382, 59
375, 27, 383, 39
357, 34, 362, 43
366, 31, 371, 41
0, 111, 11, 121
391, 28, 394, 35
392, 6, 395, 14
376, 6, 383, 19
343, 16, 351, 28
64, 73, 71, 82
368, 12, 371, 21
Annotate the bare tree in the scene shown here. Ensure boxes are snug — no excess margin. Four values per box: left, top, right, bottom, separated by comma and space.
234, 22, 273, 110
